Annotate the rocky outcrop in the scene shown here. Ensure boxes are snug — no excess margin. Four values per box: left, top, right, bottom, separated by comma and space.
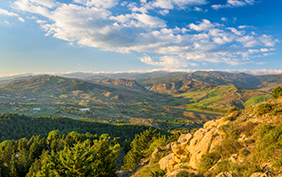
149, 80, 212, 92
215, 172, 238, 177
250, 171, 274, 177
159, 119, 223, 171
102, 78, 146, 91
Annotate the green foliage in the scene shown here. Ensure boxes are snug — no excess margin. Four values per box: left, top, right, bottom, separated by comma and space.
0, 113, 169, 145
0, 131, 120, 177
224, 107, 239, 121
199, 152, 221, 172
123, 129, 159, 171
150, 169, 166, 177
176, 171, 189, 177
256, 103, 273, 116
272, 86, 282, 99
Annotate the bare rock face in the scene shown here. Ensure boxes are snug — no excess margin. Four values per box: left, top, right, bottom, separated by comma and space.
116, 170, 130, 177
159, 120, 223, 171
159, 153, 174, 170
215, 172, 238, 177
151, 147, 161, 159
250, 171, 274, 177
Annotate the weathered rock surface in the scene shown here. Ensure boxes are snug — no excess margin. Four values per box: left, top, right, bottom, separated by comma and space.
151, 147, 161, 159
250, 171, 276, 177
116, 170, 130, 177
159, 118, 223, 171
159, 153, 174, 170
215, 172, 238, 177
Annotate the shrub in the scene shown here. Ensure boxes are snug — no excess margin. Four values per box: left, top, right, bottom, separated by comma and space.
176, 171, 189, 177
256, 103, 273, 116
214, 138, 242, 159
199, 152, 221, 172
239, 148, 250, 157
242, 121, 256, 137
272, 86, 282, 99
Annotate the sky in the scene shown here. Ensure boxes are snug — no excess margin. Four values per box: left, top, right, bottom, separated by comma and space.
0, 0, 282, 77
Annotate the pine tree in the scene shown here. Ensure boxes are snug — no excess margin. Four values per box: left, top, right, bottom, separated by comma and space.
59, 142, 96, 177
9, 154, 18, 177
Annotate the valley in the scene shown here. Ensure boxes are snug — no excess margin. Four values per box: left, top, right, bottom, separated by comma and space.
0, 71, 281, 132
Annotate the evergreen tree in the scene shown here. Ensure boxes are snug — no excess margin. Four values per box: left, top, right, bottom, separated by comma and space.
59, 142, 96, 177
9, 154, 18, 177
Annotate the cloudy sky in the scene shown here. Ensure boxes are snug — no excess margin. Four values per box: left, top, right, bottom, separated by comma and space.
0, 0, 282, 77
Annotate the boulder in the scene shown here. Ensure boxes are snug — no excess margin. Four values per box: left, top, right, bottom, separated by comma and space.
166, 142, 172, 151
177, 133, 192, 144
116, 170, 130, 177
152, 147, 161, 159
188, 127, 219, 169
159, 153, 174, 170
215, 172, 238, 177
250, 171, 274, 177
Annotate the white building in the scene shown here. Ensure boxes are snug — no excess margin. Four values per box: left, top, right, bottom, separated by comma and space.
79, 108, 90, 112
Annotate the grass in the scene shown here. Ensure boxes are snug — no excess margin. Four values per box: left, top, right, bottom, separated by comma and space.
167, 122, 183, 128
245, 94, 272, 107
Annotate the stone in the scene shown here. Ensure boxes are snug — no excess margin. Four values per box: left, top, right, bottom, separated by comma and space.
166, 142, 172, 151
177, 133, 192, 144
116, 170, 130, 177
250, 171, 274, 177
151, 147, 161, 159
188, 127, 219, 169
215, 172, 238, 177
159, 153, 174, 170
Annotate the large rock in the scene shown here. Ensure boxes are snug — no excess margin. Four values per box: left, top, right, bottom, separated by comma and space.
215, 172, 238, 177
250, 171, 274, 177
159, 153, 174, 170
116, 170, 130, 177
159, 126, 222, 171
152, 147, 161, 159
177, 133, 192, 144
188, 127, 219, 169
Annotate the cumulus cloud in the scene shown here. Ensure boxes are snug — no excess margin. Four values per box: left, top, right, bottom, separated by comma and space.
189, 19, 215, 31
0, 8, 18, 16
212, 0, 256, 10
10, 0, 278, 68
18, 17, 25, 22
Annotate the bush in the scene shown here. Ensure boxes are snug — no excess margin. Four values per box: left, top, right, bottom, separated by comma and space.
176, 171, 189, 177
199, 152, 221, 172
256, 103, 273, 116
272, 86, 282, 99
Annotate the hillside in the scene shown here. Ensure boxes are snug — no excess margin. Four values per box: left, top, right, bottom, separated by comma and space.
96, 78, 146, 91
140, 71, 282, 110
129, 96, 282, 177
138, 71, 282, 90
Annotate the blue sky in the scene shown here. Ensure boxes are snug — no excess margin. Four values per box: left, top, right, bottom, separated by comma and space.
0, 0, 282, 77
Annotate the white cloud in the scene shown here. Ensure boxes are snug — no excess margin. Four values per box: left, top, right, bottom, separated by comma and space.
194, 7, 203, 12
189, 19, 214, 31
11, 0, 278, 69
73, 0, 118, 8
227, 27, 244, 36
139, 55, 196, 68
221, 17, 228, 21
259, 35, 277, 47
236, 35, 258, 47
158, 9, 169, 15
212, 0, 255, 10
18, 17, 25, 22
4, 20, 11, 26
260, 48, 269, 52
0, 8, 18, 16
